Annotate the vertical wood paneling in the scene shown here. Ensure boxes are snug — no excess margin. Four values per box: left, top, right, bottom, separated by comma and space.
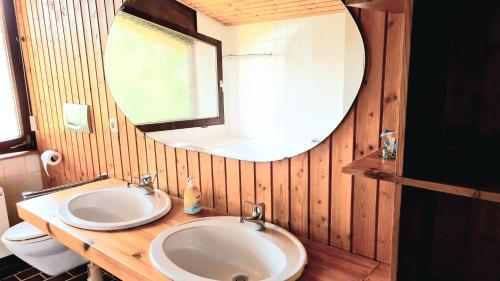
16, 0, 406, 264
272, 159, 289, 229
136, 130, 147, 176
187, 151, 200, 189
331, 110, 355, 251
54, 0, 83, 182
29, 0, 51, 185
60, 0, 92, 181
352, 10, 387, 259
255, 162, 272, 221
15, 0, 48, 187
96, 0, 124, 180
176, 148, 188, 197
309, 138, 331, 244
43, 0, 75, 184
34, 0, 65, 184
290, 152, 309, 238
226, 159, 241, 215
80, 0, 107, 176
127, 121, 139, 180
240, 161, 255, 217
71, 0, 101, 178
155, 143, 167, 191
145, 137, 157, 186
113, 0, 123, 13
104, 0, 115, 30
165, 146, 178, 196
199, 153, 214, 207
117, 112, 131, 181
89, 0, 116, 179
26, 0, 52, 183
212, 156, 227, 212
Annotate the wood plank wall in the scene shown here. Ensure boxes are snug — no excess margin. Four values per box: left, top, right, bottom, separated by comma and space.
13, 0, 405, 264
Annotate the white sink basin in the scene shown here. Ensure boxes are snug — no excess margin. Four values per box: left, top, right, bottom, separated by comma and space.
58, 186, 171, 231
150, 217, 307, 281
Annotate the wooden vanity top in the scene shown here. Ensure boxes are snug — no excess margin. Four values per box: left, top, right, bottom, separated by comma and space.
17, 179, 388, 281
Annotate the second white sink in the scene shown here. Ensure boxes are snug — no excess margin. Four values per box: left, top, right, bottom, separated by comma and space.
150, 216, 307, 281
58, 186, 171, 231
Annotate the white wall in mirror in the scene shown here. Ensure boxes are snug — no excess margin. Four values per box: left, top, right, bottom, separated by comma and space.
146, 8, 364, 162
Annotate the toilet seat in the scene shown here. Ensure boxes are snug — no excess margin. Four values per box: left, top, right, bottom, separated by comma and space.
3, 222, 50, 244
1, 222, 88, 276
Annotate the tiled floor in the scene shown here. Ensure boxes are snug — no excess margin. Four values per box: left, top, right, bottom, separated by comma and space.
0, 255, 120, 281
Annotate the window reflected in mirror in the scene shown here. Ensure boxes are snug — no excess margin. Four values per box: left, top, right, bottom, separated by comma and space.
105, 9, 223, 131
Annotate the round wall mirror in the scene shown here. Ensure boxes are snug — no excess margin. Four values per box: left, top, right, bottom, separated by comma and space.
105, 0, 365, 162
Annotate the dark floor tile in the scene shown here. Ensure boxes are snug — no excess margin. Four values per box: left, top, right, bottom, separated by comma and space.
24, 274, 45, 281
0, 255, 121, 281
67, 273, 88, 281
1, 276, 18, 281
45, 272, 72, 281
103, 273, 120, 281
66, 264, 87, 277
16, 267, 40, 280
0, 255, 31, 279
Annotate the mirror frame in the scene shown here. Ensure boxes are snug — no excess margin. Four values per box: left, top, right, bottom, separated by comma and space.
118, 5, 225, 132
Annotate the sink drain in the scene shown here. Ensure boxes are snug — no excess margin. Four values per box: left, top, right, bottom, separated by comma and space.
232, 274, 249, 281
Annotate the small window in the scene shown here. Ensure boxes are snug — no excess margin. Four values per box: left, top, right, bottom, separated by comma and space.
0, 0, 33, 154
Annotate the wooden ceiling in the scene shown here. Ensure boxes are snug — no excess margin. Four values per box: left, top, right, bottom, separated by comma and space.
177, 0, 346, 26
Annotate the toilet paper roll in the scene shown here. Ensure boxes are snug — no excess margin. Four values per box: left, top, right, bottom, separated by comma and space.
41, 150, 62, 176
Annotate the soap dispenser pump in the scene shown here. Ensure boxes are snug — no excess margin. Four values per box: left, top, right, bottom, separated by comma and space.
184, 177, 202, 214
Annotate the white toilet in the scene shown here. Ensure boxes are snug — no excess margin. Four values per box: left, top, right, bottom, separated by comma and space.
1, 221, 88, 276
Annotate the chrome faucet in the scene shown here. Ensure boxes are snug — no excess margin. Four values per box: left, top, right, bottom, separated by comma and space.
127, 173, 157, 195
239, 201, 266, 231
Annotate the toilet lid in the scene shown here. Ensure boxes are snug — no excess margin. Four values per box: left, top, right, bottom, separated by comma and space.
3, 222, 48, 241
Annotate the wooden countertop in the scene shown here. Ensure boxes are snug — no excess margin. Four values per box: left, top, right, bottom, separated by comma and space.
17, 179, 388, 281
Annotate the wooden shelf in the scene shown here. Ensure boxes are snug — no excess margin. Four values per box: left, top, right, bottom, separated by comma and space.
342, 149, 396, 182
342, 149, 500, 203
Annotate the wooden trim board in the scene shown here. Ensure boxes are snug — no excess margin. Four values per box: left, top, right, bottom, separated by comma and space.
397, 178, 500, 204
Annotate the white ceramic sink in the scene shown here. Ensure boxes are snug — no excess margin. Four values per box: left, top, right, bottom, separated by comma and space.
58, 186, 171, 231
150, 217, 307, 281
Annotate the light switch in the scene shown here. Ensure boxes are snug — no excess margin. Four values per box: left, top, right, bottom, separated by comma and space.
63, 103, 91, 133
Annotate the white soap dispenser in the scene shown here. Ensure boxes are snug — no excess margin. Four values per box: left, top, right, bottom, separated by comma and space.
184, 177, 202, 214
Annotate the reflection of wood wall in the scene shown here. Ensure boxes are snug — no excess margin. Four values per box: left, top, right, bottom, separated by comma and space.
13, 0, 405, 263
